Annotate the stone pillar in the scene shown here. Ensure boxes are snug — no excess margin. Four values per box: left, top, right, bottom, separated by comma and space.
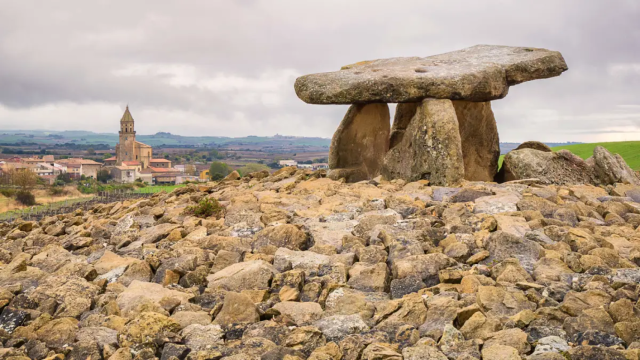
389, 102, 419, 149
328, 103, 390, 182
382, 99, 465, 186
452, 101, 500, 182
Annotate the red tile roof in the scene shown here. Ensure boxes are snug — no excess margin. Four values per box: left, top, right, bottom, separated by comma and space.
104, 156, 117, 161
148, 166, 180, 173
150, 159, 171, 163
122, 161, 141, 166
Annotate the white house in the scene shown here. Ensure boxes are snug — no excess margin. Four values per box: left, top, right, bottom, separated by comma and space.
279, 160, 298, 167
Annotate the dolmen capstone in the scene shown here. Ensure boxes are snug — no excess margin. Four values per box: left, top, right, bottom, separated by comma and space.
294, 45, 568, 185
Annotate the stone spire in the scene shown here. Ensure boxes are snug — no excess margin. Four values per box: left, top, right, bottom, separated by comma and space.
120, 105, 134, 123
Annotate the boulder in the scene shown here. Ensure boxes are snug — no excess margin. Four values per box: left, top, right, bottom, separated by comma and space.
295, 45, 567, 104
592, 145, 640, 185
499, 148, 597, 185
327, 103, 390, 182
515, 141, 552, 152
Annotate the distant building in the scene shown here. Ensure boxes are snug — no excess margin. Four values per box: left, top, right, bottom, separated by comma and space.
176, 175, 201, 184
103, 156, 117, 166
297, 164, 313, 170
313, 163, 329, 170
56, 158, 102, 179
110, 166, 138, 183
33, 163, 60, 177
279, 160, 297, 167
149, 158, 172, 168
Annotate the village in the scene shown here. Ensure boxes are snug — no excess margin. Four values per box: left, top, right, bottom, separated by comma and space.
0, 107, 327, 187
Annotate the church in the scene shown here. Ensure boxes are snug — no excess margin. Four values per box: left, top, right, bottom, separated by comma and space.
104, 106, 178, 183
114, 105, 153, 168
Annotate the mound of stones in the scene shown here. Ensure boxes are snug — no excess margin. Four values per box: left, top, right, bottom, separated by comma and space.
1, 167, 640, 359
499, 144, 640, 187
295, 45, 568, 184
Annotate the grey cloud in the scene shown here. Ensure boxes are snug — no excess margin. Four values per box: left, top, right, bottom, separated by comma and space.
0, 0, 638, 140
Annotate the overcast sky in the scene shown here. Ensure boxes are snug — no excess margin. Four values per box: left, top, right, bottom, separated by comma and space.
0, 0, 638, 142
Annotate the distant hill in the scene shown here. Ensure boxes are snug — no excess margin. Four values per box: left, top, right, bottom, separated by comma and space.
0, 130, 331, 148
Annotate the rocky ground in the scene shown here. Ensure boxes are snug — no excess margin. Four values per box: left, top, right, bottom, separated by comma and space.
1, 167, 640, 360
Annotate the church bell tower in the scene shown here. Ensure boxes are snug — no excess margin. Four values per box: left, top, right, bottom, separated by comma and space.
116, 105, 136, 165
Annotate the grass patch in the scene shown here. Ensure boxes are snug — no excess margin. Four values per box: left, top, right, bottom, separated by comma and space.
133, 184, 186, 194
184, 197, 224, 218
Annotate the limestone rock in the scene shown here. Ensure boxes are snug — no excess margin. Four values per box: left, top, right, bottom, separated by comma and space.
273, 301, 324, 326
35, 317, 78, 350
181, 324, 224, 351
328, 103, 390, 182
207, 260, 279, 292
481, 345, 521, 360
295, 45, 567, 104
253, 224, 308, 251
314, 314, 370, 342
213, 292, 259, 325
565, 346, 626, 360
117, 312, 181, 348
116, 280, 193, 314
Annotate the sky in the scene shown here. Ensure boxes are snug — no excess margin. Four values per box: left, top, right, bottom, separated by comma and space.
0, 0, 638, 142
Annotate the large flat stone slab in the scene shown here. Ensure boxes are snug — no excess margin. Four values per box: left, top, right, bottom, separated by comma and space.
295, 45, 567, 104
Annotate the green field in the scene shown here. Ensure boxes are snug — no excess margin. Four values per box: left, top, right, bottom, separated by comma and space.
498, 141, 640, 170
133, 184, 186, 193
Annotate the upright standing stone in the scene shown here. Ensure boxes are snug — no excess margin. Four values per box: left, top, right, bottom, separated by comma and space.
382, 99, 464, 186
453, 101, 500, 182
328, 103, 390, 182
389, 103, 420, 149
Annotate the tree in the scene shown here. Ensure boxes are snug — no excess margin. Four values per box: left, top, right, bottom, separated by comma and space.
185, 164, 197, 176
56, 173, 73, 184
11, 169, 38, 191
97, 169, 112, 183
209, 162, 231, 181
102, 153, 112, 159
237, 163, 269, 176
86, 147, 96, 155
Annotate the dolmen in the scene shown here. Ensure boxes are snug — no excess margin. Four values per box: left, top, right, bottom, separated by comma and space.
294, 45, 568, 185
